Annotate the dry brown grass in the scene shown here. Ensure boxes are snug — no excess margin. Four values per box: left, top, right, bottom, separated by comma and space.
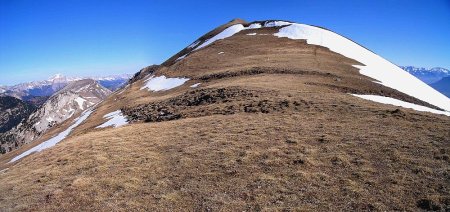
0, 107, 449, 211
1, 21, 449, 211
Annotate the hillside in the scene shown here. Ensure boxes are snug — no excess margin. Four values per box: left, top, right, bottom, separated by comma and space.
431, 76, 450, 98
0, 79, 111, 153
0, 19, 449, 211
0, 96, 35, 135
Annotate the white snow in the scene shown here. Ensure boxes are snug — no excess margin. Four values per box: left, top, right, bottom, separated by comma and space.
176, 54, 187, 61
68, 107, 75, 113
218, 52, 224, 54
248, 23, 262, 29
195, 24, 246, 50
10, 110, 93, 163
190, 83, 201, 88
264, 21, 292, 27
246, 33, 257, 36
75, 97, 86, 109
141, 75, 189, 92
274, 24, 450, 112
187, 40, 201, 49
96, 110, 128, 128
75, 85, 89, 93
193, 23, 264, 51
351, 94, 450, 116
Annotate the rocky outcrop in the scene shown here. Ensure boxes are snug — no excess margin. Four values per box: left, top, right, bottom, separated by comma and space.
0, 79, 111, 153
0, 96, 36, 134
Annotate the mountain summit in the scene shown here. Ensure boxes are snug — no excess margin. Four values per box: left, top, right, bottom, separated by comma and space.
0, 19, 449, 211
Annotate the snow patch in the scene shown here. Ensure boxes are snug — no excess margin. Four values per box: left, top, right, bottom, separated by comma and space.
218, 52, 224, 54
10, 110, 93, 163
141, 75, 189, 92
264, 21, 292, 27
187, 40, 201, 49
190, 83, 201, 88
176, 54, 187, 61
351, 94, 450, 116
75, 85, 89, 93
96, 110, 128, 128
248, 23, 262, 29
274, 24, 450, 111
75, 97, 86, 110
193, 23, 267, 51
246, 33, 257, 36
195, 24, 246, 50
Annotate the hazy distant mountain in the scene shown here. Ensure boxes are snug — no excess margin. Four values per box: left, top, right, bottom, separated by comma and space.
0, 73, 132, 101
1, 74, 68, 100
92, 74, 132, 91
400, 66, 450, 97
430, 76, 450, 98
400, 66, 450, 84
0, 86, 7, 93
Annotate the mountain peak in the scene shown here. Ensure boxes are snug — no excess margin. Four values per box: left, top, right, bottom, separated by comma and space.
229, 18, 246, 24
48, 73, 67, 82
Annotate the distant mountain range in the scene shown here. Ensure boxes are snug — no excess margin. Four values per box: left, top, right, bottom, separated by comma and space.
430, 76, 450, 98
0, 73, 132, 105
400, 66, 450, 98
400, 66, 449, 84
0, 79, 111, 153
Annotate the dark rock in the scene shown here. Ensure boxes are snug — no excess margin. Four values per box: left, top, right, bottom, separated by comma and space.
416, 199, 441, 211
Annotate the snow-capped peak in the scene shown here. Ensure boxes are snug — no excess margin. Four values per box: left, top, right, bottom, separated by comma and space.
273, 23, 450, 111
48, 73, 66, 81
176, 19, 449, 112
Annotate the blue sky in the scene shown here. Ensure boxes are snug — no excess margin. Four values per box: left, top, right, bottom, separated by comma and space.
0, 0, 449, 85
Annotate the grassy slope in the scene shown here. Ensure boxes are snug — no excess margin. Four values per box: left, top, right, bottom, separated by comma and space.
0, 23, 449, 211
0, 110, 448, 211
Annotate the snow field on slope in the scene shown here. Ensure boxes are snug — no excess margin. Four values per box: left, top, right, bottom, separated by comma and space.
193, 21, 291, 51
177, 21, 292, 61
10, 110, 93, 163
352, 94, 450, 116
96, 110, 128, 128
273, 23, 450, 112
141, 75, 189, 92
194, 24, 252, 50
75, 97, 87, 109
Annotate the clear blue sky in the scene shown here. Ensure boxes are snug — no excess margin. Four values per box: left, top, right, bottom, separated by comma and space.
0, 0, 449, 85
